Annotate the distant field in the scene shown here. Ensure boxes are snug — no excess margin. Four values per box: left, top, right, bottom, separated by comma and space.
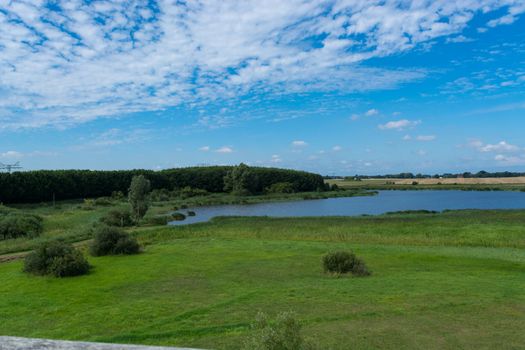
392, 176, 525, 185
327, 177, 525, 191
1, 211, 525, 349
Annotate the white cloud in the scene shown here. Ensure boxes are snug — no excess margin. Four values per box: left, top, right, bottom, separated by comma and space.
199, 146, 210, 152
379, 119, 421, 130
494, 154, 525, 165
292, 140, 308, 147
446, 35, 474, 43
470, 140, 521, 153
365, 109, 379, 116
215, 146, 234, 153
77, 128, 150, 149
332, 145, 342, 151
403, 135, 412, 141
0, 1, 520, 129
416, 135, 436, 142
0, 151, 23, 158
271, 154, 282, 163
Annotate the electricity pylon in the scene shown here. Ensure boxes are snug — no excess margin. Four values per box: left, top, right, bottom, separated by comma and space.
0, 161, 22, 173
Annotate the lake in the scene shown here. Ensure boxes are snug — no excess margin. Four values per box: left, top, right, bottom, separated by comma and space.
169, 190, 525, 225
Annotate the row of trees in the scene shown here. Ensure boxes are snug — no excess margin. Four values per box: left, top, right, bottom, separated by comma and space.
0, 165, 325, 204
345, 170, 525, 180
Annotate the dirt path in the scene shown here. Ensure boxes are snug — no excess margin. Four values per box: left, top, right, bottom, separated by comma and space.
0, 239, 93, 264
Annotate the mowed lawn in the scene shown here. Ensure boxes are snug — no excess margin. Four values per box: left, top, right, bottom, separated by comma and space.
1, 211, 525, 349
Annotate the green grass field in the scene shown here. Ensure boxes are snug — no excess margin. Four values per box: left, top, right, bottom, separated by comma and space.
0, 189, 369, 256
1, 211, 525, 349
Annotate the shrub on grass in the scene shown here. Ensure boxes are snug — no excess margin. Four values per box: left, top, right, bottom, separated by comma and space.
0, 213, 43, 240
100, 208, 134, 227
94, 197, 112, 206
322, 251, 354, 274
171, 212, 186, 221
149, 188, 171, 202
330, 183, 340, 191
90, 226, 140, 256
179, 186, 209, 199
24, 241, 90, 277
322, 250, 371, 276
143, 215, 170, 225
242, 312, 318, 350
351, 257, 371, 277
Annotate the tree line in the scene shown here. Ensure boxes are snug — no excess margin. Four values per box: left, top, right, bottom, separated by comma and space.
341, 170, 525, 180
0, 165, 325, 204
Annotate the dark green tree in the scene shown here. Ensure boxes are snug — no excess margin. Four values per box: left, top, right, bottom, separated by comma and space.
224, 163, 260, 195
128, 175, 151, 222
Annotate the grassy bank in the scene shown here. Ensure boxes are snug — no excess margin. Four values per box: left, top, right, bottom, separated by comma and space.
0, 211, 524, 349
0, 189, 371, 256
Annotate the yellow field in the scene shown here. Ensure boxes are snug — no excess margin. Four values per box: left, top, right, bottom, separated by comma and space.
327, 176, 525, 188
392, 176, 525, 185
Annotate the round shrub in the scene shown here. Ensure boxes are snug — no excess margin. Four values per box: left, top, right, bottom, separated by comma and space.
351, 257, 371, 277
243, 312, 317, 350
322, 250, 371, 276
24, 241, 90, 277
0, 213, 43, 240
171, 212, 186, 221
90, 226, 140, 256
100, 208, 134, 227
187, 211, 196, 217
322, 251, 356, 274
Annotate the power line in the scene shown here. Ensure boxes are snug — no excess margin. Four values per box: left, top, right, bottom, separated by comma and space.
0, 161, 22, 173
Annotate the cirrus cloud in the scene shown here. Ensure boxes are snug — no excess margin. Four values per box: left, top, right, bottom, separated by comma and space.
379, 119, 421, 130
0, 1, 523, 130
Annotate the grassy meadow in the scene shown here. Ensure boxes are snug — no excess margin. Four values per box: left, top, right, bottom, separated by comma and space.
1, 210, 525, 349
0, 189, 369, 257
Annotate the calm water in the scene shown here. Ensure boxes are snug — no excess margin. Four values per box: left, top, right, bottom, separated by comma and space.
169, 190, 525, 225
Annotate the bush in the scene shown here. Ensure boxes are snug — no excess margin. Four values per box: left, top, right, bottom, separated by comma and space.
179, 186, 209, 199
242, 312, 317, 350
171, 212, 186, 221
322, 251, 371, 276
330, 183, 340, 191
94, 197, 113, 206
143, 215, 170, 225
322, 251, 355, 274
111, 191, 125, 200
149, 188, 171, 202
187, 211, 196, 217
351, 257, 371, 277
100, 208, 134, 227
90, 226, 140, 256
24, 241, 90, 277
0, 213, 43, 240
265, 182, 295, 194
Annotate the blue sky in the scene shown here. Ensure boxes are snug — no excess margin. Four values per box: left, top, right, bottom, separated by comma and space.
0, 1, 524, 175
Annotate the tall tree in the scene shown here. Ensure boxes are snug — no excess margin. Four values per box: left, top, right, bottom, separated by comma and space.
128, 175, 151, 222
223, 163, 259, 195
